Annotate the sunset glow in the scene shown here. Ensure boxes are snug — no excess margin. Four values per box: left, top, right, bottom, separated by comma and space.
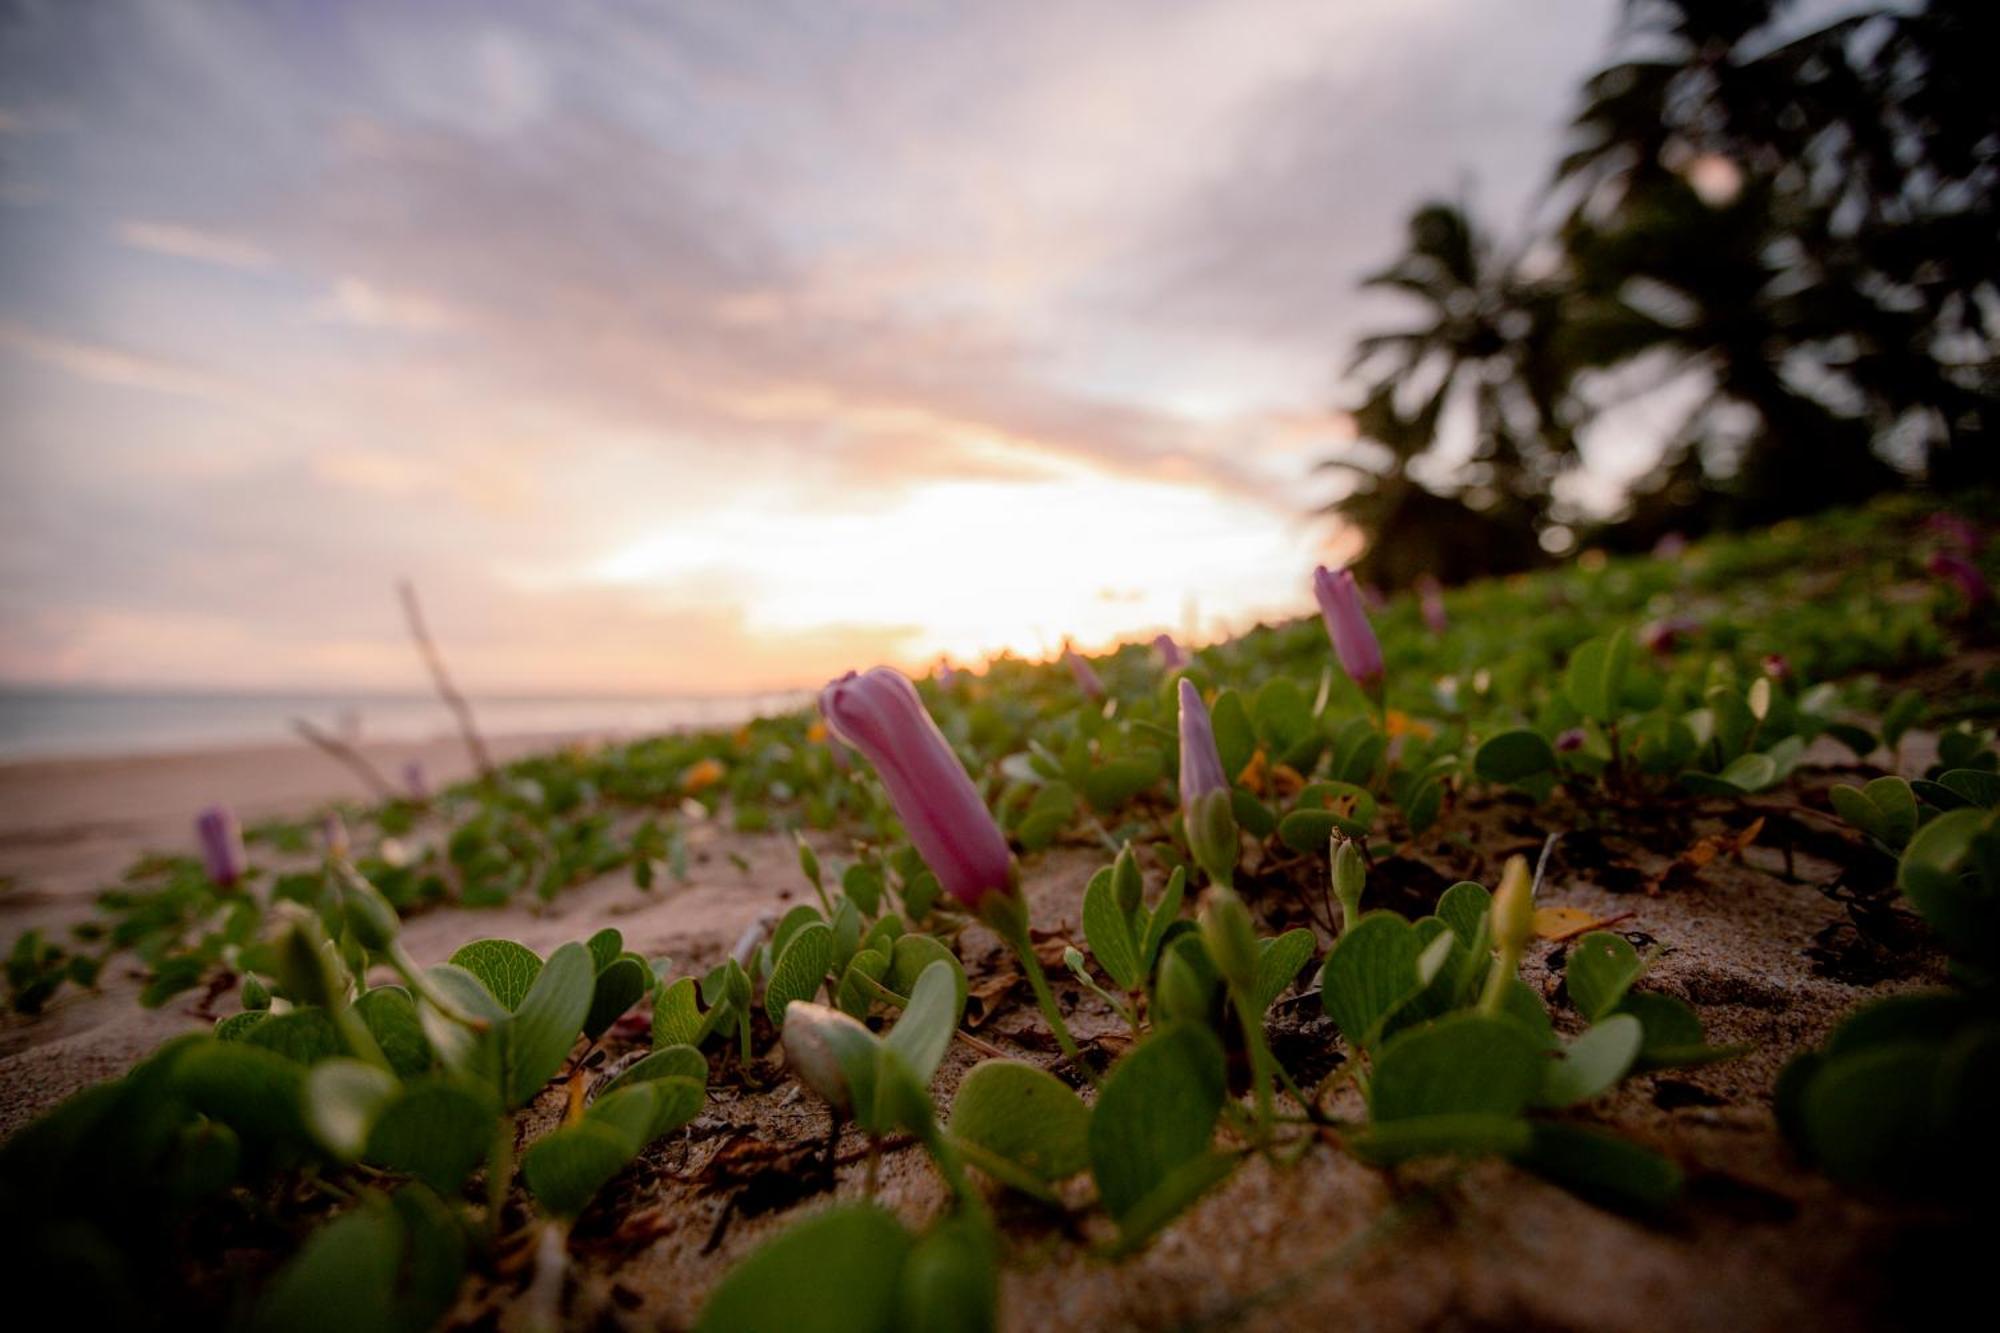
0, 0, 1616, 695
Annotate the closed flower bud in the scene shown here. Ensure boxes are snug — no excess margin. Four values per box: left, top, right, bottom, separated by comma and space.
1153, 633, 1188, 671
195, 804, 246, 888
782, 1001, 879, 1117
1313, 566, 1385, 688
273, 911, 344, 1010
1064, 645, 1105, 699
820, 668, 1016, 912
337, 866, 401, 953
1157, 937, 1219, 1026
1178, 679, 1238, 886
1492, 855, 1536, 956
1332, 837, 1366, 927
1416, 575, 1448, 635
1198, 886, 1258, 996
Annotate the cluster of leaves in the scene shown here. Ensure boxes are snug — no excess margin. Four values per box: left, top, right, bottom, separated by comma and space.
0, 857, 705, 1330
1784, 727, 2000, 1196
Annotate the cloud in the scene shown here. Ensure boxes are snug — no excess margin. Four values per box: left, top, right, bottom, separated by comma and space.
311, 277, 459, 332
0, 322, 240, 403
117, 220, 273, 270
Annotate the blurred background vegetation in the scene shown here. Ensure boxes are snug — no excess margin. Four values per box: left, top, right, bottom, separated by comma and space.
1327, 0, 1995, 587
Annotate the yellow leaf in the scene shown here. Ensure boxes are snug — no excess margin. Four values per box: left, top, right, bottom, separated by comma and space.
1533, 906, 1599, 939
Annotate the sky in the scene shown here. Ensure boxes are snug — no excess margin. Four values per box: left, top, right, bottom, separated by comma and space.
0, 0, 1625, 695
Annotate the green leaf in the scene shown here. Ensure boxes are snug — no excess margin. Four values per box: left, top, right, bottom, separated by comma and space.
1140, 866, 1187, 974
1370, 1013, 1543, 1121
884, 959, 962, 1088
842, 863, 885, 915
1941, 768, 2000, 810
1015, 782, 1078, 851
173, 1039, 308, 1146
356, 988, 432, 1078
602, 1043, 708, 1097
949, 1060, 1092, 1189
1253, 928, 1317, 1014
695, 1204, 913, 1333
888, 934, 968, 1016
447, 939, 543, 1012
586, 927, 623, 973
1435, 881, 1491, 946
1320, 913, 1428, 1050
243, 1008, 343, 1065
895, 1215, 999, 1333
652, 976, 709, 1049
520, 1121, 633, 1217
584, 956, 651, 1041
1087, 1024, 1227, 1220
1563, 629, 1631, 724
1538, 1014, 1642, 1107
835, 948, 891, 1019
1082, 868, 1142, 992
1083, 755, 1161, 811
305, 1058, 399, 1160
507, 941, 595, 1105
1474, 729, 1558, 785
215, 1010, 269, 1042
1616, 992, 1740, 1070
1346, 1113, 1534, 1165
1564, 931, 1645, 1022
365, 1079, 495, 1193
1252, 677, 1314, 754
259, 1187, 464, 1333
1210, 689, 1255, 779
765, 921, 834, 1026
1516, 1122, 1681, 1213
1107, 1152, 1238, 1256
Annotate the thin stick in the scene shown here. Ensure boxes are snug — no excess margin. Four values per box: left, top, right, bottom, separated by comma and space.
398, 579, 494, 780
292, 718, 396, 800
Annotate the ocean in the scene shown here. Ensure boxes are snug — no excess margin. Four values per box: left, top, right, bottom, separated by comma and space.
0, 686, 810, 762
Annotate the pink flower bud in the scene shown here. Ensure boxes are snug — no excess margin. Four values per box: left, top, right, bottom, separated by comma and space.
1063, 645, 1105, 699
1416, 575, 1448, 635
1554, 727, 1587, 753
1925, 513, 1981, 553
1177, 678, 1228, 806
820, 668, 1014, 910
1640, 616, 1701, 654
1153, 633, 1188, 671
1652, 532, 1688, 559
1312, 566, 1385, 688
195, 804, 245, 887
402, 759, 430, 802
1929, 551, 1992, 605
1761, 653, 1791, 682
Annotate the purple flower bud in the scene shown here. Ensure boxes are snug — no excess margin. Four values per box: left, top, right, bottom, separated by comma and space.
1177, 678, 1238, 886
1064, 645, 1105, 699
820, 667, 1015, 910
1554, 727, 1587, 753
195, 804, 245, 887
1153, 633, 1188, 672
1652, 531, 1688, 559
1416, 575, 1448, 635
1640, 616, 1701, 654
933, 658, 959, 689
1177, 678, 1228, 807
402, 759, 430, 802
1761, 653, 1791, 682
1312, 566, 1385, 688
1929, 551, 1992, 605
1925, 513, 1981, 553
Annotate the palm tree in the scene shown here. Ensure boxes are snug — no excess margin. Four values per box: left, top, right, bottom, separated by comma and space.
1323, 202, 1579, 585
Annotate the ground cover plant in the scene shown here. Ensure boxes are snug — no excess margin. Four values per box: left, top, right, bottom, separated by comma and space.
0, 492, 1994, 1329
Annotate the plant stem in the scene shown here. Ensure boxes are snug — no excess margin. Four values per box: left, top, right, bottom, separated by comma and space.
485, 1119, 516, 1248
1004, 920, 1092, 1080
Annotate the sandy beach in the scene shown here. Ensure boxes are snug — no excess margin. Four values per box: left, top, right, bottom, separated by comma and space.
0, 722, 1957, 1328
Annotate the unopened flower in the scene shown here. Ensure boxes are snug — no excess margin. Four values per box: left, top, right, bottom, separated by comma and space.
1640, 616, 1701, 654
195, 804, 245, 887
1153, 633, 1188, 671
1415, 575, 1448, 635
934, 658, 959, 689
1178, 678, 1238, 887
1652, 532, 1688, 559
1761, 654, 1791, 682
781, 1001, 877, 1116
402, 759, 430, 802
820, 667, 1015, 911
1925, 513, 1981, 553
1929, 551, 1992, 605
1554, 727, 1588, 753
1312, 566, 1385, 689
1064, 645, 1105, 699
